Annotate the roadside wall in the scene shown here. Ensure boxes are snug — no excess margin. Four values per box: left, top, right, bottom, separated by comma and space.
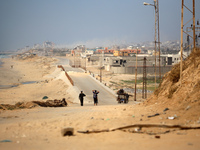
110, 66, 172, 74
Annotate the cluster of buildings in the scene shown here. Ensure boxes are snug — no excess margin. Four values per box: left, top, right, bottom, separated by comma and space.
17, 40, 194, 75
69, 44, 191, 75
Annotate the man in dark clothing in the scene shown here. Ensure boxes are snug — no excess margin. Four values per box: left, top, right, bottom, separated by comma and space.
92, 90, 99, 106
79, 91, 86, 106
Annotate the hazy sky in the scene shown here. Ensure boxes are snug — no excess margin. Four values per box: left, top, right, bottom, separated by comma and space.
0, 0, 200, 51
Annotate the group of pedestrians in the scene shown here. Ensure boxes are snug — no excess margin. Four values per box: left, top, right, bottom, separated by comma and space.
79, 90, 99, 106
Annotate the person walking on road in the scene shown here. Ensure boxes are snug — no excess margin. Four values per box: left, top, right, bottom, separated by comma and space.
92, 90, 99, 106
79, 91, 86, 106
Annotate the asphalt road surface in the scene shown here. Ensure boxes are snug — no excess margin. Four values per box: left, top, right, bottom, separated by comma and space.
54, 57, 82, 72
55, 57, 117, 105
69, 73, 116, 105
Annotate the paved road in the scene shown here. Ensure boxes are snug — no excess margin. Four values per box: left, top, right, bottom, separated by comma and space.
69, 73, 116, 105
55, 57, 117, 105
54, 57, 82, 72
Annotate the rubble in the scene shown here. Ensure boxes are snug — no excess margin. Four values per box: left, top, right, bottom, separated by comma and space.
0, 98, 67, 110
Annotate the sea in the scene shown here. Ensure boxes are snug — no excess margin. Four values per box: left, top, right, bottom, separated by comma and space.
0, 54, 11, 67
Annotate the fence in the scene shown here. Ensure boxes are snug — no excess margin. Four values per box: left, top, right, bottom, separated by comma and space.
110, 65, 172, 75
57, 65, 74, 86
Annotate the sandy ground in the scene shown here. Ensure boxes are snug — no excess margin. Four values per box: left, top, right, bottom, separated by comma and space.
0, 56, 200, 150
0, 57, 71, 104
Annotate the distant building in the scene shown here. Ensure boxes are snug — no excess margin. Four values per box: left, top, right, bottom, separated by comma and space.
113, 49, 141, 56
96, 49, 115, 54
73, 45, 86, 52
43, 41, 54, 48
127, 45, 134, 49
85, 50, 94, 55
80, 50, 94, 57
71, 45, 86, 56
96, 48, 141, 56
113, 50, 128, 56
161, 51, 190, 65
33, 44, 42, 49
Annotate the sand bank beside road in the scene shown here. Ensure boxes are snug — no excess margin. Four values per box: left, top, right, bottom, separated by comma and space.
0, 56, 71, 104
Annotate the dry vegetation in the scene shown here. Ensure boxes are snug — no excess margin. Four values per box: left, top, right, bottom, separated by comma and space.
145, 48, 200, 123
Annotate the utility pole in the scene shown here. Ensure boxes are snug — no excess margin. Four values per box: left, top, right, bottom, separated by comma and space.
180, 0, 196, 85
144, 0, 161, 89
134, 47, 138, 101
85, 56, 87, 71
154, 0, 157, 90
99, 50, 104, 83
193, 0, 196, 67
154, 0, 161, 88
193, 0, 196, 51
143, 57, 147, 99
79, 51, 81, 67
157, 0, 161, 83
85, 47, 87, 71
73, 50, 75, 68
100, 67, 102, 82
180, 0, 184, 85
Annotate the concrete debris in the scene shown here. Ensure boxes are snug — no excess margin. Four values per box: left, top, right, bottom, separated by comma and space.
147, 113, 160, 118
185, 106, 191, 111
61, 127, 74, 136
0, 98, 68, 110
33, 98, 67, 107
163, 108, 169, 112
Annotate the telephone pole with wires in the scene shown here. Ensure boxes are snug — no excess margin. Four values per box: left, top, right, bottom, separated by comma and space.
180, 0, 198, 85
144, 0, 161, 89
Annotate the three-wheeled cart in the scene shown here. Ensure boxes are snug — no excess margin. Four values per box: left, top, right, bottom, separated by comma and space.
117, 93, 129, 103
116, 89, 129, 104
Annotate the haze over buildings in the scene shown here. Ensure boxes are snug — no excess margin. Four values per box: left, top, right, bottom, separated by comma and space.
0, 0, 200, 51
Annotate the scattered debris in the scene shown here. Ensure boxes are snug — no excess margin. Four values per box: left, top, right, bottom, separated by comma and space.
185, 106, 191, 111
33, 98, 67, 107
168, 117, 175, 120
134, 128, 141, 132
163, 108, 169, 112
168, 114, 178, 120
78, 124, 200, 134
177, 131, 187, 135
155, 135, 160, 139
0, 102, 38, 110
0, 140, 12, 143
147, 113, 160, 118
61, 127, 74, 136
0, 98, 68, 110
42, 96, 48, 100
78, 129, 109, 134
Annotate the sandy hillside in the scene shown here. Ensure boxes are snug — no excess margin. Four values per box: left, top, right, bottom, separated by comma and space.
142, 49, 200, 123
